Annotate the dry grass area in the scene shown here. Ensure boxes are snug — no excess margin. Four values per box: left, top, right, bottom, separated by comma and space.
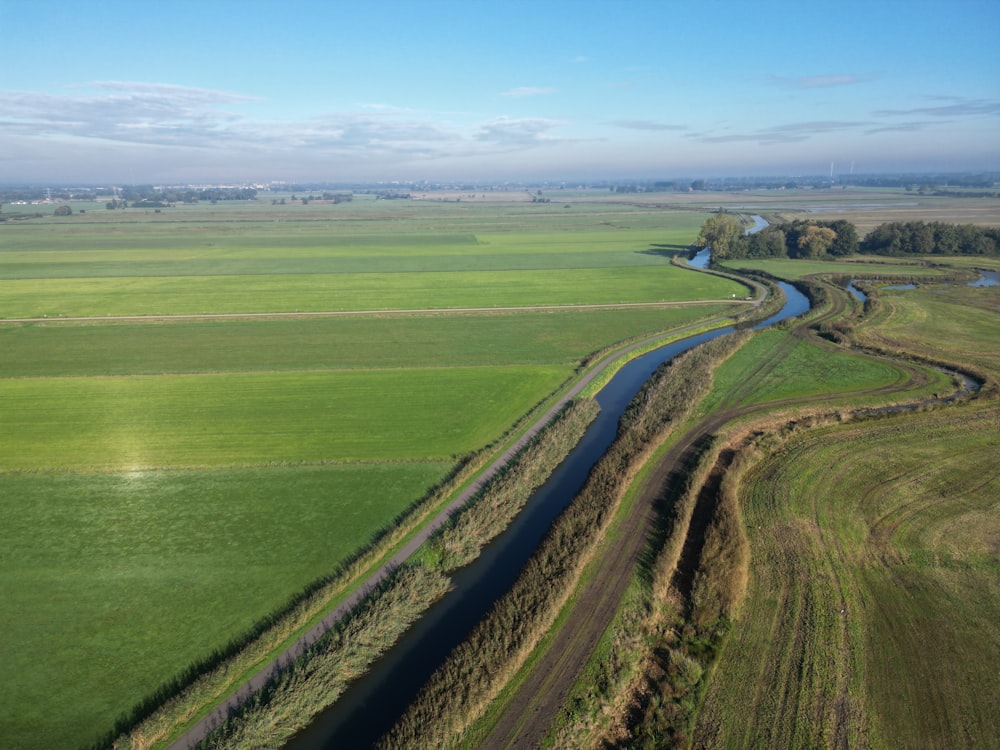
695, 405, 1000, 749
693, 277, 1000, 749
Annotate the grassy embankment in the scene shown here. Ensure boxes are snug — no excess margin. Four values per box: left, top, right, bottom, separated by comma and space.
534, 261, 976, 747
1, 197, 749, 749
556, 266, 998, 748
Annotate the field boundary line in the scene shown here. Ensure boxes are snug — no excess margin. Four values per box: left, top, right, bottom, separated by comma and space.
0, 300, 750, 325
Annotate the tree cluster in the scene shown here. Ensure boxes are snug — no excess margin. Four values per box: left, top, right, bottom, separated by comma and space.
861, 221, 999, 256
696, 214, 858, 260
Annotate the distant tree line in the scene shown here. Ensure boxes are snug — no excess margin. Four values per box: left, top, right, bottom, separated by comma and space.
118, 186, 257, 203
860, 221, 1000, 256
696, 214, 998, 260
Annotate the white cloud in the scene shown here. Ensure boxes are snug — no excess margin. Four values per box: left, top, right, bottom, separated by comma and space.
475, 117, 565, 147
608, 119, 686, 131
874, 98, 1000, 117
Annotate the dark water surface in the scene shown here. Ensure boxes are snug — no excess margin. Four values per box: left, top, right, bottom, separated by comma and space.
287, 278, 810, 750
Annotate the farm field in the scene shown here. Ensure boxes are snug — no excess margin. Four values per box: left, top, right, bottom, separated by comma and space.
597, 187, 1000, 233
694, 404, 1000, 749
448, 240, 997, 750
0, 195, 746, 749
721, 256, 951, 280
691, 272, 1000, 748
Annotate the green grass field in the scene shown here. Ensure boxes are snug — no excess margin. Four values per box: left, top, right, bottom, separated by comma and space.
0, 306, 733, 378
720, 256, 947, 280
701, 328, 916, 410
1, 265, 739, 318
0, 463, 451, 746
0, 196, 740, 749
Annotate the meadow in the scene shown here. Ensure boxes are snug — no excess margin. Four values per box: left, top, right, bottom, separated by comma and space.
466, 235, 998, 749
0, 194, 745, 748
687, 266, 1000, 747
694, 404, 1000, 749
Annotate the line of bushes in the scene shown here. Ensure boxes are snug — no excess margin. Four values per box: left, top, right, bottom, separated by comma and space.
613, 440, 757, 749
378, 329, 753, 749
195, 563, 452, 749
549, 433, 724, 748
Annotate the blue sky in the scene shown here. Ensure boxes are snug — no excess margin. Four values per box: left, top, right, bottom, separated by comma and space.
1, 0, 998, 183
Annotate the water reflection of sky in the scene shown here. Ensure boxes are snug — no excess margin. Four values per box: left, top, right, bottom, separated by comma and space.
969, 269, 999, 287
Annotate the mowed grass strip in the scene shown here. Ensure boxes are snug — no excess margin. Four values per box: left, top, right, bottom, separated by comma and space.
0, 266, 743, 318
701, 329, 913, 409
0, 461, 451, 750
0, 305, 734, 377
0, 365, 568, 470
0, 250, 672, 280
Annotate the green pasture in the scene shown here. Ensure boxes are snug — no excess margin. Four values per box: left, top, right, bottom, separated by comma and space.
0, 305, 734, 378
2, 266, 742, 319
0, 197, 738, 748
694, 406, 1000, 749
1, 365, 567, 471
698, 329, 934, 413
858, 284, 1000, 376
0, 461, 450, 749
721, 256, 948, 280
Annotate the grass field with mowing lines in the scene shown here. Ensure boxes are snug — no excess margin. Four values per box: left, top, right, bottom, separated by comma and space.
694, 407, 1000, 749
701, 329, 923, 410
692, 276, 1000, 749
0, 305, 734, 377
1, 365, 568, 470
1, 266, 741, 318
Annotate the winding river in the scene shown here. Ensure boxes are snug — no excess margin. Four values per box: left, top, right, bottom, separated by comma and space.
284, 220, 809, 749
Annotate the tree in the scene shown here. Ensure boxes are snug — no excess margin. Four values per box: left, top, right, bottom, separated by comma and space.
827, 220, 858, 256
695, 213, 744, 259
796, 225, 836, 257
53, 205, 72, 216
745, 227, 787, 258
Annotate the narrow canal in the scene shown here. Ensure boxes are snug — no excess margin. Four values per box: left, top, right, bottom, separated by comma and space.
287, 222, 809, 749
